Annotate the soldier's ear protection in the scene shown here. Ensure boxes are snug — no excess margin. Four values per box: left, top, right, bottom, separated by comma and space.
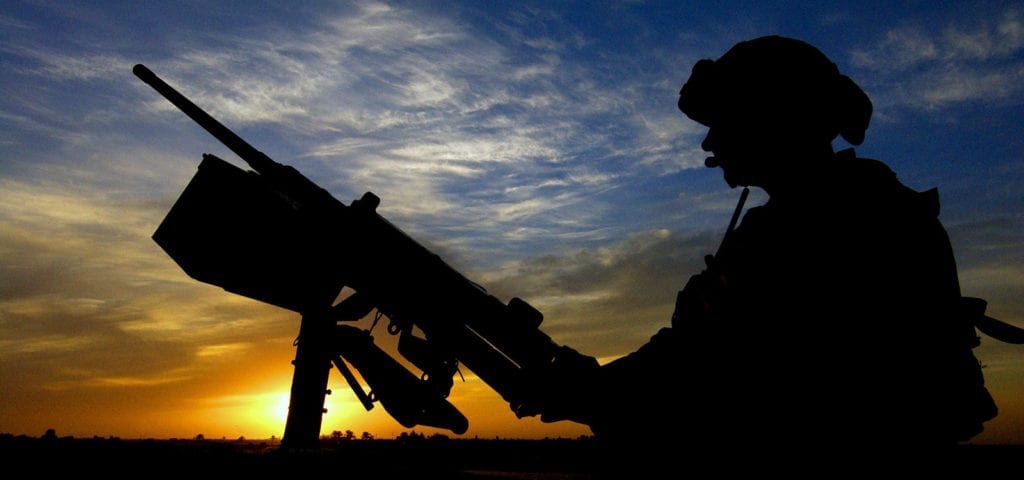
829, 74, 872, 146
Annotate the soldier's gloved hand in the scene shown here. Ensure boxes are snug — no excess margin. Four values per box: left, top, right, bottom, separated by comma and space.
513, 345, 600, 424
672, 272, 711, 326
672, 258, 729, 327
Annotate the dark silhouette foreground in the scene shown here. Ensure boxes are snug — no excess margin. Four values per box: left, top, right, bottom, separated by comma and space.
4, 434, 1022, 478
517, 37, 1005, 471
137, 35, 1022, 478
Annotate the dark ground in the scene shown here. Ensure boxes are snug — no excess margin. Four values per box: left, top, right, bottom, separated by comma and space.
2, 434, 1022, 479
1, 435, 599, 479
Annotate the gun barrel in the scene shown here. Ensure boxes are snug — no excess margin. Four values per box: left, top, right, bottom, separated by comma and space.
133, 64, 275, 173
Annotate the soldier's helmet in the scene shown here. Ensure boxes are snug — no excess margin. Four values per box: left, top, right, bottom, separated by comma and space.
678, 35, 872, 146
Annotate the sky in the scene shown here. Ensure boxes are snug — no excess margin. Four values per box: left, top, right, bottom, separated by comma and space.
1, 1, 1022, 444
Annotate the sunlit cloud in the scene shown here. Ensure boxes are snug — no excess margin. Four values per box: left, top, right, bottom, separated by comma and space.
474, 227, 719, 355
91, 375, 191, 388
0, 333, 100, 356
196, 342, 254, 358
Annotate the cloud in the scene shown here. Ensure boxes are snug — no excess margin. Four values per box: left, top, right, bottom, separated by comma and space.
5, 0, 704, 336
475, 227, 720, 357
0, 40, 133, 84
196, 342, 255, 358
0, 173, 297, 397
948, 213, 1024, 315
850, 8, 1024, 111
73, 1, 703, 263
0, 13, 34, 30
0, 2, 754, 437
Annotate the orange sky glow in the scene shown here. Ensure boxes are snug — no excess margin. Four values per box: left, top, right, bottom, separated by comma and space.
2, 1, 1022, 447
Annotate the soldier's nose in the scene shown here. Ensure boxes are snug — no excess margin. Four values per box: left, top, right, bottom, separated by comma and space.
701, 127, 716, 152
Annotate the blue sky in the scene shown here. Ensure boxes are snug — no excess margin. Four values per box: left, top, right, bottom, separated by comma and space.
1, 1, 1022, 442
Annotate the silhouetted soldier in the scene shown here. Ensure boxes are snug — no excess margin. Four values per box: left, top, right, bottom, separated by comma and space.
518, 35, 997, 468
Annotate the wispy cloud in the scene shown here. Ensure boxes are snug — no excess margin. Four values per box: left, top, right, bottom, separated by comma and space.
0, 173, 295, 395
948, 213, 1024, 306
850, 8, 1024, 111
82, 1, 704, 260
11, 4, 692, 285
475, 227, 720, 356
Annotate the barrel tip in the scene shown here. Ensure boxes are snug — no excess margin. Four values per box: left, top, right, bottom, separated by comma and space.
132, 64, 150, 77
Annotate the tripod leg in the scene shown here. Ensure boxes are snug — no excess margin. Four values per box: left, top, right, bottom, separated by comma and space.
281, 313, 333, 450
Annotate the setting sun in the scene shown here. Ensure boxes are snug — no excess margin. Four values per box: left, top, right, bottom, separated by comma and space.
253, 391, 292, 435
192, 390, 290, 440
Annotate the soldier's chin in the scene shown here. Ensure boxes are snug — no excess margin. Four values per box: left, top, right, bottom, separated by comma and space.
723, 171, 741, 188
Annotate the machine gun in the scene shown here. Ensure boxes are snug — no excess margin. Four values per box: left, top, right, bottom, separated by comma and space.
133, 64, 564, 449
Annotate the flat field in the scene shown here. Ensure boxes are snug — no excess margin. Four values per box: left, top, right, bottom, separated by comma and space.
2, 435, 1021, 479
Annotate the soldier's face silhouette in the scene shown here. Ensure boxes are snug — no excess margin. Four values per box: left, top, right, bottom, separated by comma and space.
682, 37, 867, 194
699, 99, 833, 194
700, 108, 781, 189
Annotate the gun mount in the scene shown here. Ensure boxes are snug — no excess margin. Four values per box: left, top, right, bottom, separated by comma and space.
135, 64, 561, 449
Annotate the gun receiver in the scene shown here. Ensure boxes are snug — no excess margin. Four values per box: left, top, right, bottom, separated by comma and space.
135, 64, 561, 448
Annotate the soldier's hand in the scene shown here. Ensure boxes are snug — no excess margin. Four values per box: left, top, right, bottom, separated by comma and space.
513, 345, 600, 424
673, 266, 729, 326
